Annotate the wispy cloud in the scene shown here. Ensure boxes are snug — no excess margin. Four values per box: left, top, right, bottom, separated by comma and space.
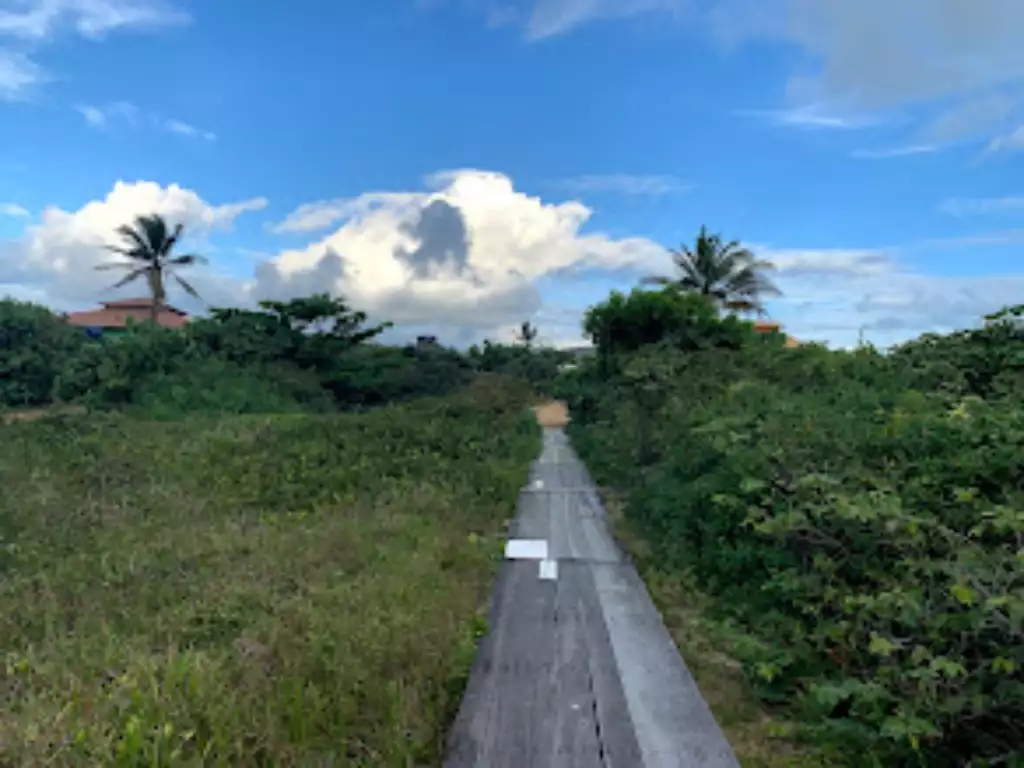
75, 104, 106, 126
75, 100, 138, 128
550, 173, 688, 196
913, 229, 1024, 247
165, 119, 217, 141
268, 193, 420, 234
986, 125, 1024, 154
762, 247, 895, 277
0, 0, 189, 41
939, 196, 1024, 217
0, 202, 29, 217
0, 49, 43, 99
75, 103, 216, 141
851, 144, 940, 159
524, 0, 683, 40
0, 1, 188, 101
738, 104, 878, 131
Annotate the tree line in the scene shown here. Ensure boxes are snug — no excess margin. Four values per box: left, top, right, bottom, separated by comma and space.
2, 212, 785, 415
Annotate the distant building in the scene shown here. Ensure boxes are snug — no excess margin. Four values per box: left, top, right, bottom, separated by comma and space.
753, 321, 801, 348
416, 334, 439, 348
64, 297, 189, 337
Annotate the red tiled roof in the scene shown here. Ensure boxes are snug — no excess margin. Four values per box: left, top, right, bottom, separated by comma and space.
752, 320, 801, 347
98, 297, 187, 315
65, 299, 189, 330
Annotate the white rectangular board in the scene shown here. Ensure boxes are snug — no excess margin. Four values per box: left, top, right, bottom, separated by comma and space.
504, 538, 549, 560
538, 559, 559, 580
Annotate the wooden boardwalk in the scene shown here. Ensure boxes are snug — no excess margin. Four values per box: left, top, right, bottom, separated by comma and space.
445, 428, 740, 768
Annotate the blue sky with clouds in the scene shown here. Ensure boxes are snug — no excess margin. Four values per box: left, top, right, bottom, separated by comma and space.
1, 0, 1023, 348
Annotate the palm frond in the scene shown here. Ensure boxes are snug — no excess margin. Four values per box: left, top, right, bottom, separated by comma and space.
671, 250, 706, 289
161, 222, 185, 256
114, 224, 151, 253
724, 298, 763, 314
137, 215, 169, 256
103, 244, 152, 261
108, 266, 150, 290
638, 276, 671, 288
171, 271, 202, 301
642, 225, 783, 309
168, 253, 207, 267
734, 271, 782, 297
95, 260, 136, 271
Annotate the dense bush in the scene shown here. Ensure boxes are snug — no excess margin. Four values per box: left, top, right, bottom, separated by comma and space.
561, 307, 1024, 765
327, 344, 476, 407
129, 358, 335, 418
2, 291, 573, 416
467, 339, 572, 395
582, 287, 761, 361
0, 299, 87, 408
54, 321, 201, 407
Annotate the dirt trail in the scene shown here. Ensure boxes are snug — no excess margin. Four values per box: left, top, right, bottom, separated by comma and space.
1, 406, 86, 424
533, 401, 569, 428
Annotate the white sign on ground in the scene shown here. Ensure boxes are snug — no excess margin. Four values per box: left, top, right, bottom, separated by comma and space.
538, 559, 559, 580
504, 539, 549, 560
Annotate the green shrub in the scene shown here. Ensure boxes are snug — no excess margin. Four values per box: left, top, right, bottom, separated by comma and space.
467, 340, 572, 395
565, 310, 1024, 766
324, 344, 475, 407
0, 298, 86, 408
55, 321, 200, 407
129, 358, 335, 419
582, 287, 758, 362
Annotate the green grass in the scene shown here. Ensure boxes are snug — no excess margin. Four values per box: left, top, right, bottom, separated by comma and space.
0, 378, 538, 766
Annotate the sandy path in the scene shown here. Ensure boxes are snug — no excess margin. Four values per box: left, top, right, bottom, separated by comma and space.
532, 401, 569, 428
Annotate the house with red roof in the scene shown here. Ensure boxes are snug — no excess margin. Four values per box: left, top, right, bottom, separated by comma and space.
753, 320, 802, 348
64, 297, 189, 338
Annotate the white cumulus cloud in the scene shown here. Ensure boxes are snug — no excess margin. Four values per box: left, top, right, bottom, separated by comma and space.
0, 181, 266, 306
259, 169, 668, 337
4, 172, 1023, 350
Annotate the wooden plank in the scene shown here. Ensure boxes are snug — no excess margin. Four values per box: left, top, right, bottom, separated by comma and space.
447, 429, 738, 767
445, 560, 614, 767
592, 562, 741, 767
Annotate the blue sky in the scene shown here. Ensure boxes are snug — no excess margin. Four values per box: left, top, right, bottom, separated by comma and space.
2, 0, 1024, 348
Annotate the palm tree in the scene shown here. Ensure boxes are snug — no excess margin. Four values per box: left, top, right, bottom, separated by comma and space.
96, 214, 206, 323
516, 320, 538, 348
642, 225, 781, 315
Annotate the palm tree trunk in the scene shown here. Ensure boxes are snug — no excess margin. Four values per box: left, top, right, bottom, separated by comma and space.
148, 268, 164, 324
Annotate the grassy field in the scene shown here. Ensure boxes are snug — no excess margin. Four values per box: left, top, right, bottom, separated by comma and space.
0, 377, 538, 766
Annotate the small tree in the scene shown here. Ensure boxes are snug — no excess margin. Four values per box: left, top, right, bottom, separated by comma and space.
194, 293, 392, 374
584, 287, 751, 354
